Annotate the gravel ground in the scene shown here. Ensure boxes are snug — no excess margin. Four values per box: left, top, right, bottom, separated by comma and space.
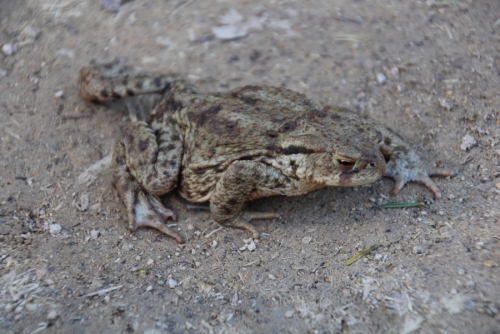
1, 0, 499, 333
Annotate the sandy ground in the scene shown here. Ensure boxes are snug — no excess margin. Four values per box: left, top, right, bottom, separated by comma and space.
1, 0, 500, 333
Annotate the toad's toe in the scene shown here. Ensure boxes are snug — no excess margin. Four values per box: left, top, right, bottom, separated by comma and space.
127, 192, 184, 244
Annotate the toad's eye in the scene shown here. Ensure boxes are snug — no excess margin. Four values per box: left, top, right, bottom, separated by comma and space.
338, 159, 355, 171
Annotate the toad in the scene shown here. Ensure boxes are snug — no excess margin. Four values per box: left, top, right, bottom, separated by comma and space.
78, 61, 452, 243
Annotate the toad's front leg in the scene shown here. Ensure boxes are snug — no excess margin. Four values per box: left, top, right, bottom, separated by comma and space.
112, 121, 185, 243
210, 161, 288, 238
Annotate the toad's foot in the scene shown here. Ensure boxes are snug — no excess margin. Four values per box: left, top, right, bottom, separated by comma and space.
127, 191, 184, 244
113, 169, 185, 243
385, 151, 455, 199
216, 211, 281, 239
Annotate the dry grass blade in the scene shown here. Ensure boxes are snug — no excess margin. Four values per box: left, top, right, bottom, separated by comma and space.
345, 244, 380, 266
380, 202, 424, 209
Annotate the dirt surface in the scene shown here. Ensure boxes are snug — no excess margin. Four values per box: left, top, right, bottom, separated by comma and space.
1, 1, 500, 333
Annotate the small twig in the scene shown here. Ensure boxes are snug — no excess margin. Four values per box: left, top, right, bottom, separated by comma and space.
310, 261, 326, 274
6, 129, 20, 140
333, 16, 362, 25
60, 113, 92, 120
13, 268, 36, 280
204, 226, 223, 238
445, 26, 453, 40
170, 0, 194, 17
242, 260, 260, 267
238, 272, 246, 284
84, 285, 123, 297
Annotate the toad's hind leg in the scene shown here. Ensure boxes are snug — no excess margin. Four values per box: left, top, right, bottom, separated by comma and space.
210, 161, 289, 239
78, 59, 197, 103
112, 121, 185, 243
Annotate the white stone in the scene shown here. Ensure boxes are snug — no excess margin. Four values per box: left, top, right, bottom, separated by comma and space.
90, 229, 99, 240
168, 275, 178, 288
47, 309, 59, 320
49, 224, 62, 235
460, 135, 475, 151
2, 43, 16, 55
376, 73, 386, 84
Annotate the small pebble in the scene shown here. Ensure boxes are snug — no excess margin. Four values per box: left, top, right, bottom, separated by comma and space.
211, 240, 218, 248
2, 43, 16, 55
99, 0, 122, 12
49, 224, 62, 235
47, 309, 59, 320
147, 259, 154, 266
374, 254, 383, 261
54, 90, 64, 98
103, 295, 110, 304
460, 135, 475, 151
376, 73, 386, 84
390, 66, 399, 78
146, 285, 153, 292
25, 303, 38, 312
284, 310, 294, 318
413, 245, 423, 254
168, 276, 178, 289
14, 305, 23, 314
90, 230, 99, 240
240, 238, 257, 251
269, 274, 276, 280
20, 26, 40, 41
135, 255, 141, 261
158, 280, 165, 286
309, 53, 321, 61
464, 299, 475, 310
458, 268, 466, 275
301, 236, 312, 244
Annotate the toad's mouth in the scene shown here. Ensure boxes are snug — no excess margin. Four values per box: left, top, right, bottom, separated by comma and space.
331, 152, 385, 186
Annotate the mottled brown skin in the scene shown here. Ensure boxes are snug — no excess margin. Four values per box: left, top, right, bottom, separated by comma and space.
79, 61, 452, 243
